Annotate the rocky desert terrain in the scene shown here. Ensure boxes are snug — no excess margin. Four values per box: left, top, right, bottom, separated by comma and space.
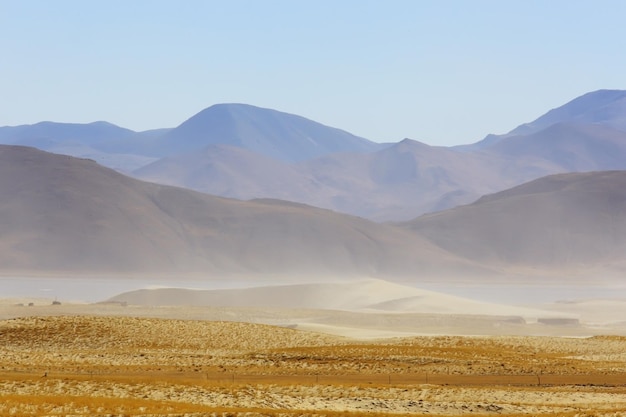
2, 306, 626, 417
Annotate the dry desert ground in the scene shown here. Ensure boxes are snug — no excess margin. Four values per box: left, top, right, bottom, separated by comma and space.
2, 302, 626, 416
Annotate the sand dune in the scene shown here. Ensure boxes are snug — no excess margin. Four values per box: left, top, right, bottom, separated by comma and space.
539, 298, 626, 327
109, 279, 576, 323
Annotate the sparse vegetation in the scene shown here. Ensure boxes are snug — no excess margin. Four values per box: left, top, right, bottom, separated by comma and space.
1, 315, 626, 416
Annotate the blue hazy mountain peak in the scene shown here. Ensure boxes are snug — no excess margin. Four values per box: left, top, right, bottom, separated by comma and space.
155, 103, 381, 161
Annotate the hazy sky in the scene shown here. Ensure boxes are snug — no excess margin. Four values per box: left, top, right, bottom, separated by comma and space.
2, 0, 626, 146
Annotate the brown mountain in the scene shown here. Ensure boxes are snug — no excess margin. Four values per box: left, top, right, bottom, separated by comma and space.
134, 139, 519, 221
133, 91, 626, 221
401, 171, 626, 276
0, 145, 486, 278
7, 90, 626, 222
134, 126, 626, 222
133, 144, 333, 206
300, 139, 511, 220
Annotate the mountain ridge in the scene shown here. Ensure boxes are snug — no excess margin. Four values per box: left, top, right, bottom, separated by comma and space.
401, 170, 626, 276
149, 103, 382, 161
466, 89, 626, 149
3, 90, 626, 221
0, 144, 487, 278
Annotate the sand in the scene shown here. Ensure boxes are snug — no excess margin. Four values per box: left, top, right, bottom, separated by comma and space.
2, 315, 626, 416
107, 279, 582, 320
4, 277, 626, 338
2, 278, 626, 415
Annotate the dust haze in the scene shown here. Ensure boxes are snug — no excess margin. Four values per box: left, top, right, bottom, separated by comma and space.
3, 272, 626, 339
3, 91, 626, 416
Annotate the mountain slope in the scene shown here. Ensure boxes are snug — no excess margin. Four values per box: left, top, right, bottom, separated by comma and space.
150, 103, 381, 161
133, 144, 330, 204
401, 171, 626, 274
6, 90, 626, 223
466, 89, 626, 149
135, 91, 626, 221
485, 123, 626, 172
509, 89, 626, 136
301, 139, 511, 220
0, 121, 161, 172
139, 132, 626, 222
135, 139, 519, 221
0, 145, 484, 278
0, 121, 136, 147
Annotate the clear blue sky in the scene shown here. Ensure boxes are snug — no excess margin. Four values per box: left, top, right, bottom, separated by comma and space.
2, 0, 626, 146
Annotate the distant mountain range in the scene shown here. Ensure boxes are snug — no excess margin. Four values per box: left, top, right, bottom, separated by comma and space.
0, 145, 485, 278
461, 89, 626, 149
0, 103, 380, 170
1, 144, 625, 280
0, 121, 167, 172
400, 170, 626, 278
147, 103, 382, 161
2, 90, 626, 221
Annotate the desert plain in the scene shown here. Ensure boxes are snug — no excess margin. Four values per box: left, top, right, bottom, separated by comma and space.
2, 279, 626, 417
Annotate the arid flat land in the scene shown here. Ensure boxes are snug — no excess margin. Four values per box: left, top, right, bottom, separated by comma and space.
2, 309, 626, 416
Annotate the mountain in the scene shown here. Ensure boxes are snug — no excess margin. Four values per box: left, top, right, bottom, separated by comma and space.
0, 145, 485, 278
135, 91, 626, 221
0, 121, 136, 147
6, 90, 626, 222
134, 139, 518, 221
148, 103, 382, 161
400, 171, 626, 276
133, 144, 326, 203
134, 120, 626, 221
300, 139, 511, 220
6, 144, 626, 281
0, 104, 380, 170
484, 122, 626, 172
0, 104, 380, 164
466, 89, 626, 149
0, 121, 161, 172
38, 144, 158, 173
509, 89, 626, 136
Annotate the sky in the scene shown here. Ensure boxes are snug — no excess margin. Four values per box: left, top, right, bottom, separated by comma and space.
2, 0, 626, 146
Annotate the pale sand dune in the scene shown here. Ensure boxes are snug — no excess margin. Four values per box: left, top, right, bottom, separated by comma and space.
109, 278, 577, 322
0, 302, 604, 338
8, 279, 626, 338
537, 298, 626, 326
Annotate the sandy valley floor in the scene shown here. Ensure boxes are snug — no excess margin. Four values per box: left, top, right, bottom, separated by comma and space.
2, 303, 626, 416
